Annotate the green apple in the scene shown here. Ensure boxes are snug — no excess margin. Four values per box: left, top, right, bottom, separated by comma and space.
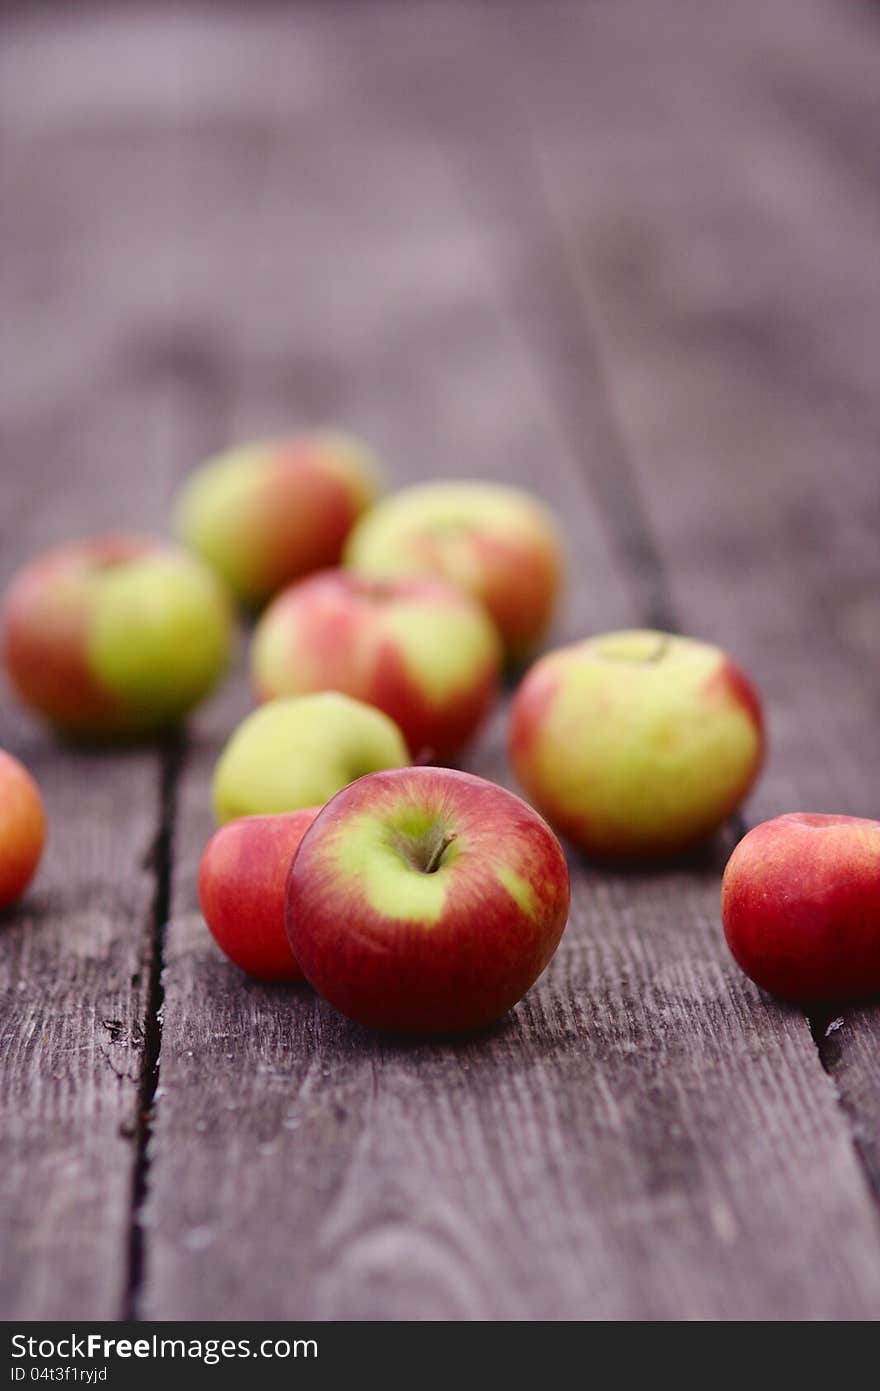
344, 480, 564, 659
173, 431, 381, 607
212, 691, 409, 824
509, 629, 765, 860
1, 535, 234, 739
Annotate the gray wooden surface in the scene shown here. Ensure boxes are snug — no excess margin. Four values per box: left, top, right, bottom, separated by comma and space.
1, 0, 879, 1321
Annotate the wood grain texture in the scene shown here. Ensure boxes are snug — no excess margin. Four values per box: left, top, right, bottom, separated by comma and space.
489, 0, 880, 1228
0, 106, 173, 1317
2, 0, 880, 1321
0, 7, 241, 1317
140, 5, 634, 1315
140, 1, 880, 1319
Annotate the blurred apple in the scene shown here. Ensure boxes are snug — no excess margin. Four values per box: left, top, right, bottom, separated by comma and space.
344, 480, 563, 659
0, 750, 45, 909
2, 535, 233, 739
174, 431, 381, 607
250, 570, 501, 761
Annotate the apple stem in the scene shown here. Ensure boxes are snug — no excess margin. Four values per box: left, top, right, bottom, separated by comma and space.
645, 635, 671, 663
424, 831, 457, 874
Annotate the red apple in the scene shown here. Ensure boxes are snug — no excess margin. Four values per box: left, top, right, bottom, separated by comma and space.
2, 535, 233, 739
0, 750, 45, 909
250, 570, 501, 761
722, 813, 880, 1001
286, 766, 570, 1033
199, 808, 319, 980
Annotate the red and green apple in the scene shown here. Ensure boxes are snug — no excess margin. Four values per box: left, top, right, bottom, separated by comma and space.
344, 480, 563, 660
2, 535, 234, 739
509, 629, 764, 860
286, 765, 570, 1033
174, 431, 381, 607
250, 570, 501, 761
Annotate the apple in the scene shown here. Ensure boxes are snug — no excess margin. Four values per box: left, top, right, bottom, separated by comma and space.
173, 431, 381, 607
0, 751, 45, 909
2, 535, 234, 739
343, 480, 564, 659
212, 691, 408, 825
286, 765, 570, 1033
722, 813, 880, 1000
509, 629, 764, 861
250, 570, 501, 762
199, 808, 319, 980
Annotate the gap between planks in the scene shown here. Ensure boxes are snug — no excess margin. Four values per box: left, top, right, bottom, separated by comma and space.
123, 738, 185, 1319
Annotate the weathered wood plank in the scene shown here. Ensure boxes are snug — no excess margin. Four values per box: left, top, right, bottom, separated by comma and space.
4, 0, 877, 1321
141, 0, 880, 1319
140, 7, 634, 1317
0, 98, 168, 1324
485, 0, 880, 1260
0, 5, 249, 1317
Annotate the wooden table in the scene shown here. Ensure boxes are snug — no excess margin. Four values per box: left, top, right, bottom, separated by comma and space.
2, 0, 879, 1322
